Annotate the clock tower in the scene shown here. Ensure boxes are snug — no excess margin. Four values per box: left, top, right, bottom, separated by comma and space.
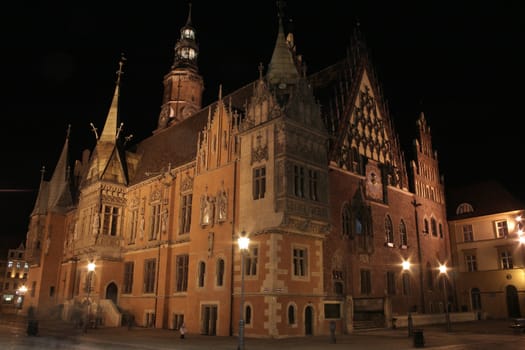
156, 2, 203, 131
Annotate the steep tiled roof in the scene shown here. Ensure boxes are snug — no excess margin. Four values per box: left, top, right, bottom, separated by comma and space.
129, 82, 254, 185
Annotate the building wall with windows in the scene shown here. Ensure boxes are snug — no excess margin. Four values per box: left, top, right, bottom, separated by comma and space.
1, 243, 29, 312
447, 181, 525, 319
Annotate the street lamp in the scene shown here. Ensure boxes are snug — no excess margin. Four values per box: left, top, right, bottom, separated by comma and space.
85, 261, 96, 333
16, 285, 28, 316
439, 264, 451, 332
402, 260, 413, 336
237, 231, 250, 350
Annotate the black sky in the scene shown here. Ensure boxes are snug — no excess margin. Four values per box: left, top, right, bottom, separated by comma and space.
1, 1, 524, 254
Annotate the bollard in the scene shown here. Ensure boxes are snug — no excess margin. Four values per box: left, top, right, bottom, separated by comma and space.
413, 329, 424, 348
27, 319, 39, 336
329, 320, 336, 344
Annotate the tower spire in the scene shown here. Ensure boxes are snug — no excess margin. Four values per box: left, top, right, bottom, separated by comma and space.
267, 0, 299, 88
99, 54, 126, 143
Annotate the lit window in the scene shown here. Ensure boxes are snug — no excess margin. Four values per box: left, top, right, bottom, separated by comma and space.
253, 167, 266, 200
182, 28, 195, 40
293, 248, 307, 277
385, 215, 394, 247
500, 251, 513, 269
463, 224, 473, 242
495, 220, 508, 238
465, 255, 477, 272
456, 203, 474, 215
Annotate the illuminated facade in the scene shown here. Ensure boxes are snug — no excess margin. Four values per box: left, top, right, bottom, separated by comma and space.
23, 4, 452, 337
1, 243, 29, 310
447, 181, 525, 319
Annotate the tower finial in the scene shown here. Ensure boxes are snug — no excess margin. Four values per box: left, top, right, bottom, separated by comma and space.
66, 124, 71, 139
276, 0, 286, 19
258, 62, 264, 80
40, 166, 46, 182
116, 53, 127, 85
186, 1, 193, 25
90, 123, 99, 140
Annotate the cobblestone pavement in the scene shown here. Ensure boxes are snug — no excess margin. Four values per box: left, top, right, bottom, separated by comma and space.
0, 314, 524, 350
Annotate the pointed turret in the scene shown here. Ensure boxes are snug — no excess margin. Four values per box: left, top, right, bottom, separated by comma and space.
31, 126, 73, 215
82, 56, 129, 186
31, 166, 48, 216
266, 1, 300, 89
47, 125, 73, 212
99, 57, 125, 143
172, 2, 199, 71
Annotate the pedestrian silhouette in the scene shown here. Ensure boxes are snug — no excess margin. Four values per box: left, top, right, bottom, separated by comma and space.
180, 322, 186, 339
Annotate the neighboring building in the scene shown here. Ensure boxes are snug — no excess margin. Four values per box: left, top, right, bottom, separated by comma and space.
0, 257, 6, 310
447, 180, 525, 319
1, 243, 29, 311
23, 4, 451, 337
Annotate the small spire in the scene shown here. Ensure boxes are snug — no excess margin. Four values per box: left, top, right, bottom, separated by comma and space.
90, 122, 99, 140
40, 166, 46, 182
66, 124, 71, 139
116, 122, 124, 139
258, 62, 264, 80
218, 84, 223, 100
99, 55, 125, 143
116, 53, 126, 86
186, 1, 193, 26
276, 0, 286, 19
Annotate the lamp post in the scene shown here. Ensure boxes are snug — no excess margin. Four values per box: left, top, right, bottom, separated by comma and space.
16, 285, 28, 317
237, 231, 250, 350
402, 260, 413, 336
85, 261, 95, 333
439, 264, 451, 332
411, 198, 425, 314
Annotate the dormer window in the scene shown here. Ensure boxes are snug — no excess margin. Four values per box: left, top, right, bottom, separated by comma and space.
456, 202, 474, 215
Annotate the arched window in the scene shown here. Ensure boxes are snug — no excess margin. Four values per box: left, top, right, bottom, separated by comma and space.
399, 220, 407, 247
216, 258, 224, 286
198, 261, 205, 287
342, 204, 351, 238
245, 305, 252, 325
355, 215, 363, 235
288, 304, 296, 324
431, 217, 438, 237
456, 202, 474, 215
385, 215, 394, 246
423, 218, 429, 234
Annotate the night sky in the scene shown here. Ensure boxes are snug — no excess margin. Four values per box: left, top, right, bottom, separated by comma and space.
1, 1, 524, 254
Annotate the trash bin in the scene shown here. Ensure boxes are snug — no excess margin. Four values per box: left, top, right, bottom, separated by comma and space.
27, 320, 39, 336
413, 329, 424, 347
